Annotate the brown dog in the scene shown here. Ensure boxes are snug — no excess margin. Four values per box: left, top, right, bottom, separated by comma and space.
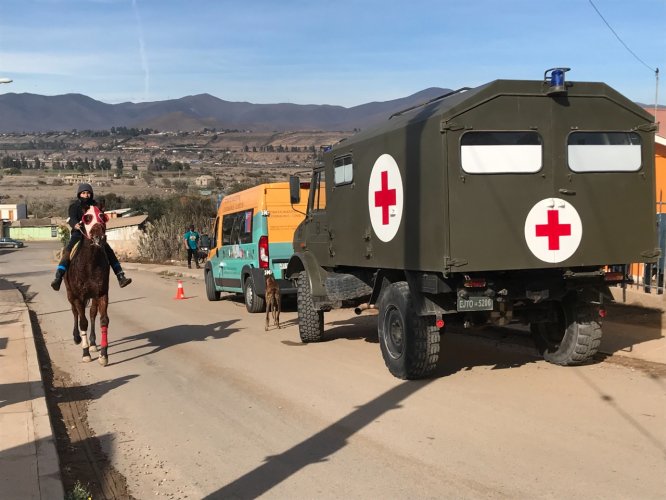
265, 270, 281, 331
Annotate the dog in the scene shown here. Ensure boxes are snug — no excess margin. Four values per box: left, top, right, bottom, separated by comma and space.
264, 270, 281, 331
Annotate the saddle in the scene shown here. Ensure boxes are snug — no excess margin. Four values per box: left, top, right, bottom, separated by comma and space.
69, 240, 82, 261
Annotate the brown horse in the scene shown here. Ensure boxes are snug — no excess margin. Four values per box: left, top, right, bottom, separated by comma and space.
64, 205, 111, 366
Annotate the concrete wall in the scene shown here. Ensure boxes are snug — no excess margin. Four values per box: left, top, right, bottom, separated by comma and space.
9, 226, 60, 241
106, 226, 143, 258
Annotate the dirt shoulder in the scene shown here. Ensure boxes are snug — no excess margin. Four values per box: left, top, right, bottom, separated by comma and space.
28, 308, 133, 500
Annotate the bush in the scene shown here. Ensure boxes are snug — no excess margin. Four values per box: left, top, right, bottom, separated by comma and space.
136, 195, 215, 262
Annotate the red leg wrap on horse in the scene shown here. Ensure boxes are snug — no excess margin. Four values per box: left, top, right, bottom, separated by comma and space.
101, 326, 108, 348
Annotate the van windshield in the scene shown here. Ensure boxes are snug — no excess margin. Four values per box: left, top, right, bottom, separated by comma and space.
568, 132, 641, 172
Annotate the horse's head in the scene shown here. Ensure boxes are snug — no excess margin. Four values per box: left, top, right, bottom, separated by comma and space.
81, 205, 109, 247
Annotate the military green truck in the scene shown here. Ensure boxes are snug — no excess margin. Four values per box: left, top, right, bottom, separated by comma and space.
286, 69, 659, 379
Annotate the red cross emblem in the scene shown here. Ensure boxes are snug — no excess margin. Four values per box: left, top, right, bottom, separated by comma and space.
535, 209, 571, 250
374, 170, 396, 225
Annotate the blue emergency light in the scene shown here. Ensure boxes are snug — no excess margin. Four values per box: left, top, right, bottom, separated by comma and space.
544, 67, 571, 95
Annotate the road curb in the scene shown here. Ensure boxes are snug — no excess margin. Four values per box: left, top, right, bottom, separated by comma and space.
0, 281, 64, 499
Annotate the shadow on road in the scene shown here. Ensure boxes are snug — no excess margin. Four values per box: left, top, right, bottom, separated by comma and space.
602, 301, 664, 357
108, 319, 241, 365
203, 380, 432, 499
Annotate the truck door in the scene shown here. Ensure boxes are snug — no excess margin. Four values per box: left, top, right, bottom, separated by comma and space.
301, 167, 331, 266
445, 95, 553, 272
445, 94, 655, 272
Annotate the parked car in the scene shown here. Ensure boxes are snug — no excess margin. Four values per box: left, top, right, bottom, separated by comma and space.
0, 237, 24, 248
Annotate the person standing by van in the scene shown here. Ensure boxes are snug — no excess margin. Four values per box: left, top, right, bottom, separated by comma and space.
183, 224, 200, 269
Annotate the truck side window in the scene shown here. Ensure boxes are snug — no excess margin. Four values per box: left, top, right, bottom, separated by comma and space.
567, 131, 641, 172
460, 131, 542, 174
309, 169, 327, 212
334, 154, 353, 186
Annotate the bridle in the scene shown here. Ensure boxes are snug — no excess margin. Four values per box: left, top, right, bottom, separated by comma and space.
80, 206, 109, 244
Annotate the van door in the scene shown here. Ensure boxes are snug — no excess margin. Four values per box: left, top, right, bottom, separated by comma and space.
220, 209, 255, 291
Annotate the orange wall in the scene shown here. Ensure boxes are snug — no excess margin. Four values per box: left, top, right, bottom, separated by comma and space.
655, 142, 666, 211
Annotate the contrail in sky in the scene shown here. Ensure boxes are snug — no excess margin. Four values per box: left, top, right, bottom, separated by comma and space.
132, 0, 150, 101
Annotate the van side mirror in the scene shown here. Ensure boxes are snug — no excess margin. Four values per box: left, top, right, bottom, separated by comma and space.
289, 175, 301, 204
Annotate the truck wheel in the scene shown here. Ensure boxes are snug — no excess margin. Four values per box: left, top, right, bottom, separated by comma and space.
377, 281, 440, 379
531, 301, 602, 365
205, 269, 220, 301
296, 271, 324, 342
244, 275, 265, 313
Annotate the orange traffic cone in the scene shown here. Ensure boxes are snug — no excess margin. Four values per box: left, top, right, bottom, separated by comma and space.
174, 280, 186, 300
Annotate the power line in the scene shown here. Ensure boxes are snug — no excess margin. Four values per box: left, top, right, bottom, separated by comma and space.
588, 0, 657, 73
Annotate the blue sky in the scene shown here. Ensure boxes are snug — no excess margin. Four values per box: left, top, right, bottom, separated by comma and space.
0, 0, 664, 107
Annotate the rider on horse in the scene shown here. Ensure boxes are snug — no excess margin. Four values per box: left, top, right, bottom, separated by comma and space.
51, 183, 132, 291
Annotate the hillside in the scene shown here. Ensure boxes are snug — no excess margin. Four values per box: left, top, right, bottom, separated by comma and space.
0, 88, 450, 133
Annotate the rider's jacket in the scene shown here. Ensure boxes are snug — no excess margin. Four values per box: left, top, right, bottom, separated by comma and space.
67, 198, 97, 231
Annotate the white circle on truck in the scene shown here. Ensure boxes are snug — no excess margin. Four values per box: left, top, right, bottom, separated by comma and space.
368, 154, 404, 242
524, 198, 582, 263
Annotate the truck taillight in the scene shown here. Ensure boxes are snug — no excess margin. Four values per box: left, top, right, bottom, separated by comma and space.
259, 235, 269, 269
604, 272, 624, 283
464, 277, 486, 288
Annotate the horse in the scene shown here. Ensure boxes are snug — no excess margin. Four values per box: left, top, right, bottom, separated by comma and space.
63, 205, 111, 366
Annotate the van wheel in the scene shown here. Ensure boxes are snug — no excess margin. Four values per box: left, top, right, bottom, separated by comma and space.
296, 271, 324, 342
531, 300, 602, 365
205, 269, 220, 301
244, 275, 266, 313
378, 281, 440, 379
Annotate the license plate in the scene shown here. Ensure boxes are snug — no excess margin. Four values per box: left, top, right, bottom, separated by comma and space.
278, 263, 288, 270
457, 295, 493, 312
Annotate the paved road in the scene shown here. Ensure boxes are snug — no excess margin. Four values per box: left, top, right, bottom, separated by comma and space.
7, 242, 666, 498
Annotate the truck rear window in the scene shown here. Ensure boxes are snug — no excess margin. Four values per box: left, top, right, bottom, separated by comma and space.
461, 131, 542, 174
567, 132, 641, 172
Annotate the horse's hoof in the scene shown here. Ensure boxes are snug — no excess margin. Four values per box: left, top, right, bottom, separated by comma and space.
98, 356, 108, 367
73, 336, 81, 345
89, 344, 98, 352
82, 355, 92, 363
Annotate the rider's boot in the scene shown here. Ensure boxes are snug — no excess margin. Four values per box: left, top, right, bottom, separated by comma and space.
51, 267, 66, 291
51, 248, 71, 291
116, 271, 132, 288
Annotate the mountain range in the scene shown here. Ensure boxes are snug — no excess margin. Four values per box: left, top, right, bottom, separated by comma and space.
0, 88, 451, 133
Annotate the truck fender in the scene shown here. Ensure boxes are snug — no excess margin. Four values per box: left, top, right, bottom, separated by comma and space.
286, 252, 328, 298
405, 271, 454, 316
368, 269, 405, 305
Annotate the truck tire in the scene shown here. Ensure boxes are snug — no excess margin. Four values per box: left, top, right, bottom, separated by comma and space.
531, 301, 602, 365
377, 281, 440, 379
297, 271, 324, 342
244, 275, 266, 313
205, 269, 220, 301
